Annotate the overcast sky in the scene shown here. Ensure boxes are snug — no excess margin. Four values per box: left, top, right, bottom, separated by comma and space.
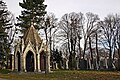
3, 0, 120, 20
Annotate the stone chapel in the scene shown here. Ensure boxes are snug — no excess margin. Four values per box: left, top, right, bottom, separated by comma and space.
12, 25, 50, 72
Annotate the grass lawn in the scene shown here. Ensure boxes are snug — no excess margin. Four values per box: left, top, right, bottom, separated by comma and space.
0, 70, 120, 80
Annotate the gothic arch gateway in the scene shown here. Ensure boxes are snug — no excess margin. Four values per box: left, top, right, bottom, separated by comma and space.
40, 51, 46, 71
26, 51, 34, 72
13, 25, 50, 72
17, 51, 20, 71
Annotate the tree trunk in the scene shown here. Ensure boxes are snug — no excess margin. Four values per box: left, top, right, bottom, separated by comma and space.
89, 37, 94, 69
80, 39, 87, 70
78, 38, 81, 59
83, 39, 87, 59
108, 46, 113, 70
69, 28, 74, 69
49, 28, 53, 69
96, 33, 100, 70
44, 28, 49, 74
78, 38, 81, 69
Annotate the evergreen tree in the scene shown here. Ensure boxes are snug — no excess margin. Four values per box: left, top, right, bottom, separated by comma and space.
16, 0, 47, 33
0, 0, 13, 68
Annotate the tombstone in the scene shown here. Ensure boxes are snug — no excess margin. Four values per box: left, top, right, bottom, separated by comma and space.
79, 59, 87, 70
76, 57, 79, 69
9, 54, 13, 69
63, 58, 69, 69
117, 59, 120, 70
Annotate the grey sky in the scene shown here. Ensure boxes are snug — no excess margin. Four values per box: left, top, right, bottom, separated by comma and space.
3, 0, 120, 20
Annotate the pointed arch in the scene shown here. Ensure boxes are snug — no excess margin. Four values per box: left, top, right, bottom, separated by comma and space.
40, 51, 46, 71
26, 51, 34, 72
17, 51, 21, 71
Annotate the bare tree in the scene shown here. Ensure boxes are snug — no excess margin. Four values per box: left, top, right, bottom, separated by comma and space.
58, 12, 84, 69
113, 14, 120, 70
44, 13, 58, 69
76, 13, 84, 60
88, 22, 102, 70
41, 14, 50, 74
100, 14, 118, 70
81, 12, 99, 69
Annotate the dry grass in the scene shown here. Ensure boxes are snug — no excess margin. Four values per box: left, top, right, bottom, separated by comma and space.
0, 70, 120, 80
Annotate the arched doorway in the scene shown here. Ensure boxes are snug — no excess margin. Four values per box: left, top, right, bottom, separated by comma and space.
26, 51, 34, 72
17, 51, 20, 71
40, 51, 46, 71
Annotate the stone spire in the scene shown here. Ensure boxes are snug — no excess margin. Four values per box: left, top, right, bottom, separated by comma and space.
23, 25, 42, 49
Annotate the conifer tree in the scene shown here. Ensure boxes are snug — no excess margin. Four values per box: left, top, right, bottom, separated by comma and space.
0, 0, 13, 68
16, 0, 47, 33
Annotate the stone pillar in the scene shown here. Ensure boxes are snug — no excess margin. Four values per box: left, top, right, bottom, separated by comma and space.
20, 54, 24, 72
66, 59, 69, 69
48, 53, 50, 72
15, 54, 18, 71
36, 44, 39, 72
21, 39, 24, 52
38, 53, 41, 72
23, 55, 26, 72
45, 50, 50, 73
76, 57, 79, 69
34, 54, 37, 72
12, 55, 15, 71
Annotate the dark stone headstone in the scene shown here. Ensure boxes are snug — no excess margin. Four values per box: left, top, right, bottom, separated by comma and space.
107, 58, 113, 70
79, 59, 87, 70
117, 59, 120, 71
